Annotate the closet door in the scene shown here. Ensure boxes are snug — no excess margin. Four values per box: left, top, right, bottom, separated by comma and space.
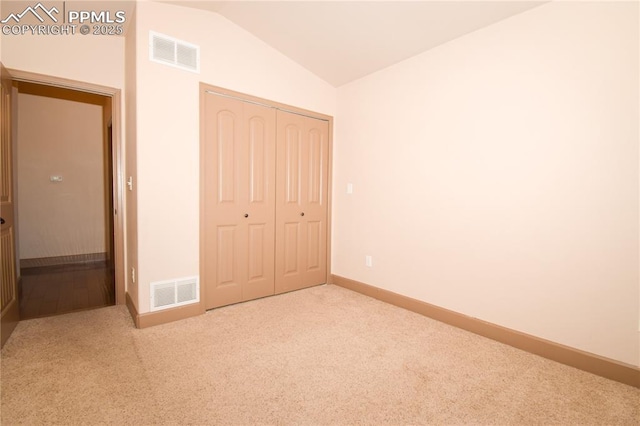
203, 94, 276, 309
275, 110, 329, 294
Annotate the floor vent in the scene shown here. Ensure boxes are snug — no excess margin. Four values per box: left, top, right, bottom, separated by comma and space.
149, 31, 200, 73
150, 276, 199, 312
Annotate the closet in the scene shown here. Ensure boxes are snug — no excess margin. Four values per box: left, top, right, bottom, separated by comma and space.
201, 88, 330, 310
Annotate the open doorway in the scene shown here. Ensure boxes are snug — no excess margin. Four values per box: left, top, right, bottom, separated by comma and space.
15, 82, 115, 318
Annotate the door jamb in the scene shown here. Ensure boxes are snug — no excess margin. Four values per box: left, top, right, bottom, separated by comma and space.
8, 69, 126, 305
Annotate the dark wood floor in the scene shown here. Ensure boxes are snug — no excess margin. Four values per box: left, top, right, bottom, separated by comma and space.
19, 262, 115, 320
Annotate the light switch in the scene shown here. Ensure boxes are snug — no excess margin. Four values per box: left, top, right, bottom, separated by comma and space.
50, 175, 63, 182
347, 183, 353, 194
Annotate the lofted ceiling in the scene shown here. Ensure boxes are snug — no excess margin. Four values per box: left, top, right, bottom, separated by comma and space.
1, 1, 545, 86
161, 1, 545, 87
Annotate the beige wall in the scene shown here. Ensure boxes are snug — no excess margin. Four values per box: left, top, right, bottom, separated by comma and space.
1, 34, 124, 90
132, 2, 337, 313
333, 1, 639, 366
17, 93, 105, 259
125, 6, 139, 310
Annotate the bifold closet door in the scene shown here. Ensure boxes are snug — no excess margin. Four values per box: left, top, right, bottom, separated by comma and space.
203, 94, 276, 309
275, 110, 329, 294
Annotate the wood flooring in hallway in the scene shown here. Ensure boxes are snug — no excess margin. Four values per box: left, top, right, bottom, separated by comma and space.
19, 262, 115, 319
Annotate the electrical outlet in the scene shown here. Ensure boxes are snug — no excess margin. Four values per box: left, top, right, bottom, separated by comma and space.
365, 255, 373, 267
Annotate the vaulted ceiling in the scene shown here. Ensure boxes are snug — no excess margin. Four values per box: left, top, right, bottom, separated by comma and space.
162, 1, 545, 87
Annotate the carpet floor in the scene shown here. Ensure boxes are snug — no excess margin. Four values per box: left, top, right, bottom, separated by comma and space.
1, 284, 638, 425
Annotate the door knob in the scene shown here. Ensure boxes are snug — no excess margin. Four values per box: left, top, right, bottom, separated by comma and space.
300, 212, 305, 217
244, 214, 249, 218
0, 217, 4, 225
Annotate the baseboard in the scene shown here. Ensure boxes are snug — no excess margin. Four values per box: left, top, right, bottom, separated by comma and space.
330, 274, 640, 389
125, 292, 204, 329
125, 292, 141, 328
21, 253, 107, 269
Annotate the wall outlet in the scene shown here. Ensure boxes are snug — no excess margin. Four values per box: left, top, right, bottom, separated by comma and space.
365, 255, 373, 267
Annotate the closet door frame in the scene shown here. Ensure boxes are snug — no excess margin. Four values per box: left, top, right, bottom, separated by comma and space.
199, 83, 333, 310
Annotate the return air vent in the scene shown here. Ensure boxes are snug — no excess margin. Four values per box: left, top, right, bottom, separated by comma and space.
150, 276, 199, 312
149, 31, 200, 73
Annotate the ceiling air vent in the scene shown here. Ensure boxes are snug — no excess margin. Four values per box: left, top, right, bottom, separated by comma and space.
150, 276, 200, 312
149, 31, 200, 73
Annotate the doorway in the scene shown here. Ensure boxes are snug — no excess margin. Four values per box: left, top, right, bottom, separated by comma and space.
4, 70, 125, 319
15, 82, 115, 318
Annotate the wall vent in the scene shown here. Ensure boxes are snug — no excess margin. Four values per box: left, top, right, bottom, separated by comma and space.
150, 276, 199, 312
149, 31, 200, 73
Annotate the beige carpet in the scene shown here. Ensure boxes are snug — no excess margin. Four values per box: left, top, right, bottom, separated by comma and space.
1, 284, 638, 425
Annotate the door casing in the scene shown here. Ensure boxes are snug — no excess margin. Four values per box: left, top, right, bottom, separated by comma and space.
7, 68, 126, 307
